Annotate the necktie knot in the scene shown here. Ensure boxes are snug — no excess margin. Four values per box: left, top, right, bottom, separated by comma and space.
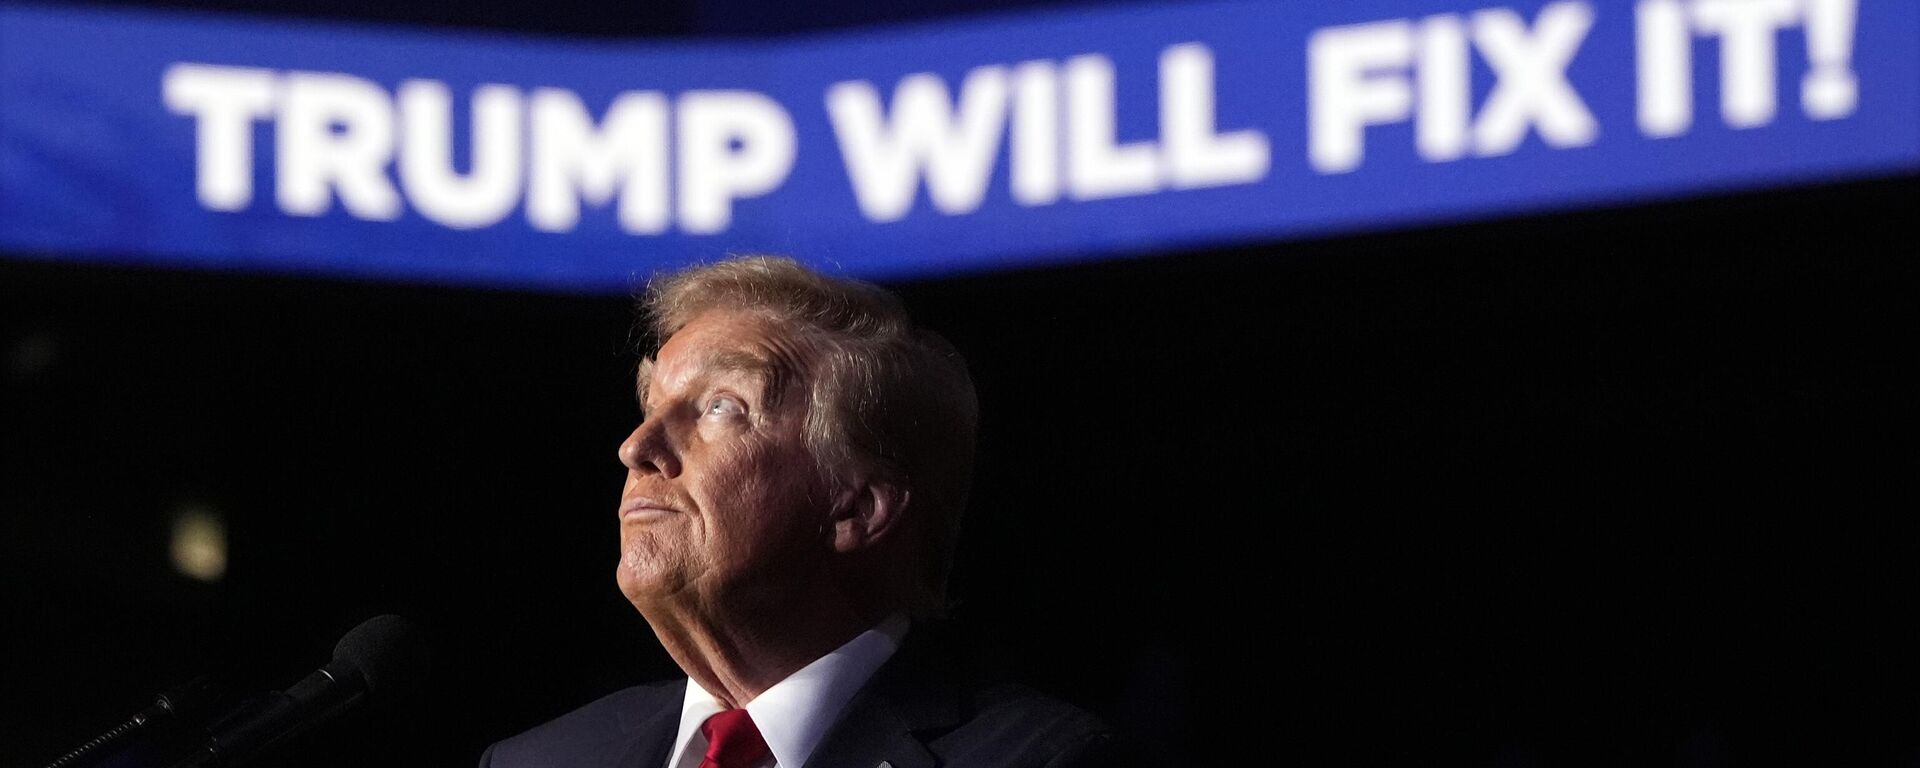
699, 708, 771, 768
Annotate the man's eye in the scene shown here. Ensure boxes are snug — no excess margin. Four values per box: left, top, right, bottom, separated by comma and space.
704, 397, 745, 417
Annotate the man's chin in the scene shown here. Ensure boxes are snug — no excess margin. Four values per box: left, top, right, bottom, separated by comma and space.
615, 558, 690, 609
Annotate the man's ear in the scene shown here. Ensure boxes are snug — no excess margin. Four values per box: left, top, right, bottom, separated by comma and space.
829, 473, 910, 554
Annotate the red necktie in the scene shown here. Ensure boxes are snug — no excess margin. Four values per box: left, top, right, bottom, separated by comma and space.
699, 708, 771, 768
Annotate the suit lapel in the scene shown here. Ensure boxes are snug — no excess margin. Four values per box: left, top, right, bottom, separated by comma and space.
802, 713, 938, 768
802, 623, 968, 768
615, 678, 687, 768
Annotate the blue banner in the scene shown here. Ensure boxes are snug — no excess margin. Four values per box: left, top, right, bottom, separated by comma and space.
2, 0, 1916, 291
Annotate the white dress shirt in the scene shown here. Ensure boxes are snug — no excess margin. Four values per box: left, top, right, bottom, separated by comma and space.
663, 613, 910, 768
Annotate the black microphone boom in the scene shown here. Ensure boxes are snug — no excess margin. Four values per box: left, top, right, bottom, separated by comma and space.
171, 615, 428, 768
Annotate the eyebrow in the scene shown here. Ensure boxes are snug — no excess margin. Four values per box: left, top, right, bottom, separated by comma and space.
634, 350, 790, 416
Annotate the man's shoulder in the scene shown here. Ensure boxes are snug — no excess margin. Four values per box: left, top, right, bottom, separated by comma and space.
847, 624, 1131, 768
477, 679, 684, 768
932, 679, 1127, 767
965, 678, 1113, 734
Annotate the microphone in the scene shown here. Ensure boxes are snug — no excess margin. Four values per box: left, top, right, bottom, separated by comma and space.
172, 615, 429, 768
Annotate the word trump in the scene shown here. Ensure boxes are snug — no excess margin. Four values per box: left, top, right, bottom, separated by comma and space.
163, 65, 794, 233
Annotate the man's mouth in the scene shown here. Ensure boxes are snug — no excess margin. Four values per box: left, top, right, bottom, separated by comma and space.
620, 496, 683, 521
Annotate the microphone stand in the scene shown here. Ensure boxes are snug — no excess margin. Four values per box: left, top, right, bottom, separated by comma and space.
40, 677, 221, 768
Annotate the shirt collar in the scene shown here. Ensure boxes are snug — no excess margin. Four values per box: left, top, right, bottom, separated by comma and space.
665, 613, 910, 768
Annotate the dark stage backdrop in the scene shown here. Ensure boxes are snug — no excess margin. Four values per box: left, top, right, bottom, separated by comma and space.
6, 174, 1917, 767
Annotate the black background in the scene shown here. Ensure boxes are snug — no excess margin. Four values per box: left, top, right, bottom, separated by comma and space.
4, 0, 1918, 764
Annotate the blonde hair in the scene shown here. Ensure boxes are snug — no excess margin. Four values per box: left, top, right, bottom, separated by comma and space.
641, 255, 978, 618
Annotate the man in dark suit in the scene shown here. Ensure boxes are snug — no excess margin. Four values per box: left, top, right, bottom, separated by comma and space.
479, 256, 1123, 768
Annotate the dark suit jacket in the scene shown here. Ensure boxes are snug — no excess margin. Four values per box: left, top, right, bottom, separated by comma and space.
478, 626, 1127, 768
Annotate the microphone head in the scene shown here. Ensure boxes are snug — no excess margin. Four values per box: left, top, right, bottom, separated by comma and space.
331, 614, 429, 699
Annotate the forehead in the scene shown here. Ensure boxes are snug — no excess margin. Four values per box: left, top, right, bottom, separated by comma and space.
639, 310, 811, 396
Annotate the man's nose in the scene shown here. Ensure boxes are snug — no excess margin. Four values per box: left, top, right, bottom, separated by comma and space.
618, 418, 681, 478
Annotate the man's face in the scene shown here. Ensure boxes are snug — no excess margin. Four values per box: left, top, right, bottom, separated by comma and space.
615, 309, 833, 610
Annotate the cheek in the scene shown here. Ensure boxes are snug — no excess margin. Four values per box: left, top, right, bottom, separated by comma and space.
700, 442, 824, 557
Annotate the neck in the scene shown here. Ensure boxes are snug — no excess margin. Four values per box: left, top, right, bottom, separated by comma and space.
639, 585, 886, 709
